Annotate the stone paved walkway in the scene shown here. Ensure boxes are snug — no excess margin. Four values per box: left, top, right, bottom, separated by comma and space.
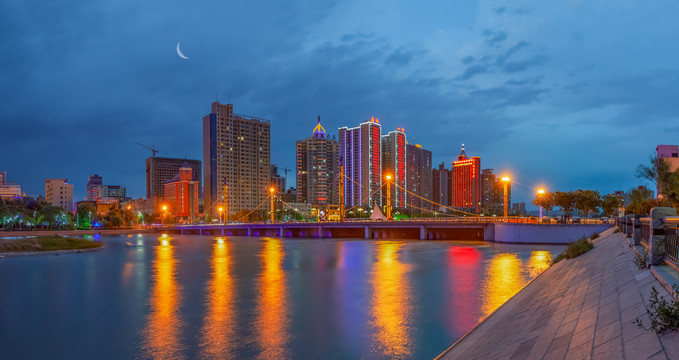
439, 228, 679, 360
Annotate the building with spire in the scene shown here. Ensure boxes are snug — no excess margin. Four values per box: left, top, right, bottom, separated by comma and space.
381, 128, 407, 208
338, 117, 382, 208
452, 144, 481, 213
296, 117, 339, 206
164, 162, 200, 223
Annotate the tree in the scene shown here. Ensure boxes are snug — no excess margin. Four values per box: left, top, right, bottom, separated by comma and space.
574, 189, 601, 219
553, 191, 576, 221
532, 191, 554, 218
601, 193, 623, 217
636, 154, 679, 206
626, 187, 655, 215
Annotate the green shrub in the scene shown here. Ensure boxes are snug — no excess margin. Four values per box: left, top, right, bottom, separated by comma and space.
614, 228, 622, 233
552, 236, 594, 264
633, 252, 647, 269
590, 232, 600, 240
635, 285, 679, 334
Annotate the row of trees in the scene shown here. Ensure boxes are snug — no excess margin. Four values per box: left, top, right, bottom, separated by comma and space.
0, 200, 72, 230
532, 189, 623, 219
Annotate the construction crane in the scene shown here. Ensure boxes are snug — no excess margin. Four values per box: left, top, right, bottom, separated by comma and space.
135, 143, 158, 158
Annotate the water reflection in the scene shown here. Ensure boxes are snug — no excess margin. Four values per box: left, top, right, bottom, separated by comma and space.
448, 247, 482, 334
141, 239, 183, 359
256, 238, 289, 359
481, 253, 523, 318
200, 238, 235, 359
528, 251, 552, 278
370, 242, 412, 359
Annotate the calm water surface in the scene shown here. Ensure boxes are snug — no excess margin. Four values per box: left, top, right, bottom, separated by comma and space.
0, 235, 565, 359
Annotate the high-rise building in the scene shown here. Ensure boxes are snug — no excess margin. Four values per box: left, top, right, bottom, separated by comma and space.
494, 177, 511, 214
164, 162, 200, 222
95, 185, 127, 203
0, 171, 21, 199
406, 143, 432, 211
203, 102, 271, 218
512, 202, 526, 216
481, 169, 497, 208
381, 128, 407, 208
338, 117, 382, 208
432, 162, 451, 208
146, 157, 202, 199
86, 174, 103, 201
271, 165, 286, 194
45, 179, 74, 212
452, 144, 481, 213
296, 117, 339, 206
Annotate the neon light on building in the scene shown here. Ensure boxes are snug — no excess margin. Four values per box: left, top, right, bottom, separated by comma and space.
452, 144, 481, 213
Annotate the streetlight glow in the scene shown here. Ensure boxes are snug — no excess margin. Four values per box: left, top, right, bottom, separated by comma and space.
501, 176, 511, 182
386, 174, 392, 180
537, 189, 545, 194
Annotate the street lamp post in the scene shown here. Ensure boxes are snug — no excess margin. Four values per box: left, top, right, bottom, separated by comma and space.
385, 174, 392, 220
501, 177, 510, 222
162, 205, 167, 225
218, 207, 224, 224
537, 189, 545, 223
269, 187, 275, 223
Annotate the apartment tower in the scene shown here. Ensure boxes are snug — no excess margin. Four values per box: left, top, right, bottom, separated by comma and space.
338, 117, 382, 208
203, 102, 271, 218
381, 128, 407, 208
452, 144, 481, 213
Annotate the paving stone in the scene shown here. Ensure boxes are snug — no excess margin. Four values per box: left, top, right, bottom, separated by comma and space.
564, 339, 592, 360
659, 331, 679, 360
592, 337, 623, 360
623, 331, 663, 360
594, 321, 621, 347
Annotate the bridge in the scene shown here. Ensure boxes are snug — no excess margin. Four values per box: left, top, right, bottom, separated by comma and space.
171, 219, 613, 244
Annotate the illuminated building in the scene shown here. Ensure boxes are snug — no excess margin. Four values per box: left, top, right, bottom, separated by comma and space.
452, 145, 481, 213
164, 162, 200, 222
146, 157, 201, 199
338, 117, 382, 208
381, 128, 406, 208
86, 174, 102, 201
45, 178, 74, 212
512, 202, 526, 216
405, 143, 432, 211
494, 178, 511, 214
203, 102, 270, 218
432, 163, 451, 208
0, 172, 21, 200
296, 116, 339, 206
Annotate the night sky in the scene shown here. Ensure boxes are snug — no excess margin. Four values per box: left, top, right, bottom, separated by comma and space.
2, 0, 678, 206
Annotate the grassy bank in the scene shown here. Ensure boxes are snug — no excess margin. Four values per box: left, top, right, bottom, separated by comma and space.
0, 236, 102, 253
552, 235, 595, 263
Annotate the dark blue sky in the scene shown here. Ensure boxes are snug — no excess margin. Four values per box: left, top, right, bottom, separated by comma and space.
2, 0, 678, 206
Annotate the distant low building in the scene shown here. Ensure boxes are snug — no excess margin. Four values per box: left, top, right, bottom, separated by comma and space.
512, 202, 527, 216
164, 162, 200, 223
0, 171, 21, 200
45, 178, 74, 212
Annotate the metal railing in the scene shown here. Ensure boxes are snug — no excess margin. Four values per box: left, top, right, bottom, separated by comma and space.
640, 218, 651, 246
665, 223, 679, 262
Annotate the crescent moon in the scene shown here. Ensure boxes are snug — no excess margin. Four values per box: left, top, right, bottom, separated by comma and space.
176, 42, 190, 60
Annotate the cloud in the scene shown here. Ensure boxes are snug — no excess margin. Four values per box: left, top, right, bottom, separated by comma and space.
461, 56, 476, 65
503, 54, 550, 73
385, 48, 414, 67
483, 29, 509, 46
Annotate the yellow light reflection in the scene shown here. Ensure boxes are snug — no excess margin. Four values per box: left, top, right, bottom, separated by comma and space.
370, 242, 412, 359
527, 251, 552, 278
255, 238, 289, 359
481, 253, 523, 318
142, 242, 182, 359
200, 240, 235, 359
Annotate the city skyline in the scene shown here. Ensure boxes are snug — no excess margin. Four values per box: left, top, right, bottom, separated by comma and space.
2, 1, 678, 204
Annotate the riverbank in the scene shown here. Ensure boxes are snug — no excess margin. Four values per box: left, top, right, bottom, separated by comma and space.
0, 236, 103, 257
438, 227, 679, 359
0, 228, 155, 238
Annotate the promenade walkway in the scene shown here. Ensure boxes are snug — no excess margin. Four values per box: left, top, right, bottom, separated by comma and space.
439, 228, 679, 359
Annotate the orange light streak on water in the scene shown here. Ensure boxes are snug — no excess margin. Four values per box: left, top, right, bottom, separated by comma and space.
142, 242, 182, 359
481, 253, 524, 318
200, 239, 235, 359
255, 238, 289, 359
370, 242, 412, 359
